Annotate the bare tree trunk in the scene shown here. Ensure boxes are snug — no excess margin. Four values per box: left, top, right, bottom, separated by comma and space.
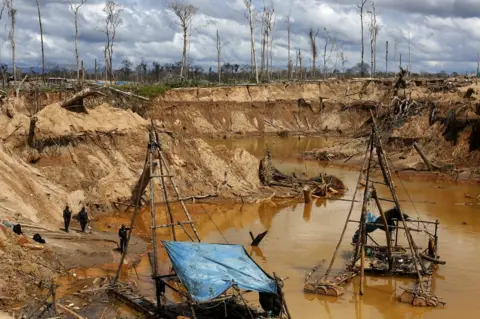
269, 17, 275, 81
35, 0, 45, 80
7, 0, 16, 82
299, 50, 303, 80
368, 1, 378, 77
358, 0, 367, 77
74, 12, 80, 80
244, 0, 259, 83
385, 41, 388, 77
217, 30, 221, 83
95, 58, 97, 81
286, 10, 292, 80
408, 31, 411, 73
294, 50, 298, 79
261, 30, 265, 80
309, 28, 319, 79
104, 47, 108, 82
181, 26, 187, 79
370, 36, 374, 77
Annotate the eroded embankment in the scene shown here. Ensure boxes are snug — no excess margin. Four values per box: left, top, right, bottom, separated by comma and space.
149, 80, 389, 137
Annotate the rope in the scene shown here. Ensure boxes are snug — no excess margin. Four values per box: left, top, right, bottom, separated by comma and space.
380, 146, 433, 237
393, 171, 433, 237
199, 203, 229, 244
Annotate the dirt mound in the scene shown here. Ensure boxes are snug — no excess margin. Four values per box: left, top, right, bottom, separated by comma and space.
0, 225, 59, 309
33, 102, 148, 140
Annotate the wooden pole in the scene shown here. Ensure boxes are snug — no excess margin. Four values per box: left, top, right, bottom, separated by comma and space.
56, 303, 86, 319
148, 131, 162, 308
273, 272, 292, 319
113, 146, 150, 285
152, 127, 201, 242
233, 284, 254, 319
51, 278, 57, 315
372, 187, 393, 270
152, 132, 176, 242
322, 133, 372, 280
358, 132, 375, 296
413, 142, 433, 171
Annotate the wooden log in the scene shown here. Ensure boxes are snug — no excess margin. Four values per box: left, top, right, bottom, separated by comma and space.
413, 142, 434, 171
59, 88, 101, 108
420, 253, 446, 265
250, 230, 268, 246
56, 303, 86, 319
105, 86, 150, 101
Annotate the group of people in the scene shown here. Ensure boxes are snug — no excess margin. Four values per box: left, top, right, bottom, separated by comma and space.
62, 205, 89, 233
62, 204, 130, 253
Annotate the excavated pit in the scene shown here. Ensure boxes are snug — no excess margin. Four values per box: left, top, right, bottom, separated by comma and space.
0, 78, 479, 316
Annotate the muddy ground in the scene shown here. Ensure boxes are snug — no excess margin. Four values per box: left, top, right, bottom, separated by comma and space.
0, 78, 479, 316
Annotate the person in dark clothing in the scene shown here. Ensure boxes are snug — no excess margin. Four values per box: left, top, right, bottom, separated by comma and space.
118, 224, 131, 253
12, 224, 23, 235
33, 233, 46, 244
63, 205, 72, 232
78, 206, 88, 232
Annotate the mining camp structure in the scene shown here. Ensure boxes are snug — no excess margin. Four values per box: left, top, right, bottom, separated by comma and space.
304, 114, 446, 308
108, 125, 292, 319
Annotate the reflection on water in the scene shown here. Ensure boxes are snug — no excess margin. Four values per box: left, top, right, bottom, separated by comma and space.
204, 135, 343, 159
89, 136, 480, 318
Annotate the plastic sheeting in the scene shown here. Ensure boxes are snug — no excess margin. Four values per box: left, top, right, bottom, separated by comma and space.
163, 241, 277, 302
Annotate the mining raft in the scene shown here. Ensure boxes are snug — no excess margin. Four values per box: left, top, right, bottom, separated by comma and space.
304, 120, 446, 307
108, 127, 292, 319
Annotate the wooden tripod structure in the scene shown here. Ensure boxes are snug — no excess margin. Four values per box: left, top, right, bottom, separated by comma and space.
110, 126, 292, 318
305, 116, 445, 307
111, 125, 201, 309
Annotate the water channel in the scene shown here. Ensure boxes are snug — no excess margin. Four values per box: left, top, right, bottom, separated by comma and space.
78, 136, 480, 319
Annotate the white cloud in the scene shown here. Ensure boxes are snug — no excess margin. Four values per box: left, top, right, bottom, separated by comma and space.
0, 0, 478, 73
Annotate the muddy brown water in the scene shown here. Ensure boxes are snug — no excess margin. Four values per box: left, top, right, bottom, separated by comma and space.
67, 136, 480, 319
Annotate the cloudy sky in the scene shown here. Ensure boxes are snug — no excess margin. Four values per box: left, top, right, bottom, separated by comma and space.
0, 0, 479, 73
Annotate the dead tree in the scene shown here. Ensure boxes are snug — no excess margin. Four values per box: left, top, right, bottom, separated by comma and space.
243, 0, 259, 83
385, 41, 388, 77
101, 1, 123, 84
285, 9, 292, 79
309, 28, 319, 78
260, 6, 267, 80
408, 31, 412, 73
367, 1, 378, 77
35, 0, 45, 79
340, 52, 347, 78
169, 1, 198, 80
266, 6, 276, 81
298, 49, 303, 80
216, 30, 229, 83
6, 0, 15, 81
358, 0, 367, 77
67, 0, 87, 81
322, 28, 336, 80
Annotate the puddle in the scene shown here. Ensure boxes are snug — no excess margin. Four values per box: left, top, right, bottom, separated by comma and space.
66, 136, 480, 318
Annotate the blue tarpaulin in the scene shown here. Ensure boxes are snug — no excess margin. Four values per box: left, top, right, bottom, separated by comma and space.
163, 241, 277, 302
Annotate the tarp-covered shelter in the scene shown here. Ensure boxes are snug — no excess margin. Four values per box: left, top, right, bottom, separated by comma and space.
163, 240, 278, 302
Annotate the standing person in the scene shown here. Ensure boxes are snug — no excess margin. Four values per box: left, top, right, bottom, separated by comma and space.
78, 206, 88, 233
63, 205, 72, 232
118, 224, 131, 253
